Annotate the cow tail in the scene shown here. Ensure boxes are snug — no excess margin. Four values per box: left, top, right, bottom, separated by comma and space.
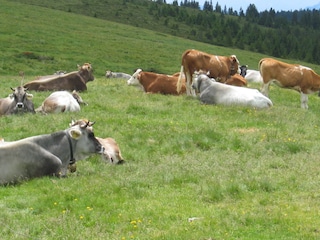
176, 65, 184, 93
258, 59, 264, 75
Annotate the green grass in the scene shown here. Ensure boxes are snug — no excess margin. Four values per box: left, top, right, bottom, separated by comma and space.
1, 0, 320, 239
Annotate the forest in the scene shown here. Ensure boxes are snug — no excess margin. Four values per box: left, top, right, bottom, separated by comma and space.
153, 0, 320, 64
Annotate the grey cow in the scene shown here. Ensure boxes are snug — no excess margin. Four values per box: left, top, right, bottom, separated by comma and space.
0, 86, 35, 117
0, 122, 103, 185
105, 70, 131, 80
191, 73, 273, 109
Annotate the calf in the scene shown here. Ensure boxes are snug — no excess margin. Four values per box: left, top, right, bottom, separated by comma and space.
0, 121, 103, 185
36, 90, 87, 114
70, 119, 125, 165
0, 86, 35, 116
192, 74, 273, 109
128, 69, 186, 95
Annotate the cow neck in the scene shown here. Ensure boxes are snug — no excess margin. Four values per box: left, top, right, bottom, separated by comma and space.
65, 132, 76, 165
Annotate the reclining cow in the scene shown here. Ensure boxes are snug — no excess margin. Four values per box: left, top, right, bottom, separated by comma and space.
23, 63, 94, 91
70, 119, 125, 165
259, 58, 320, 109
177, 49, 240, 96
0, 121, 103, 185
105, 70, 131, 80
127, 69, 186, 95
0, 86, 35, 117
191, 73, 273, 109
36, 90, 87, 114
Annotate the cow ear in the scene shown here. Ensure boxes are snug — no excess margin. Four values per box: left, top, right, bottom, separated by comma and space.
68, 129, 82, 140
26, 93, 33, 99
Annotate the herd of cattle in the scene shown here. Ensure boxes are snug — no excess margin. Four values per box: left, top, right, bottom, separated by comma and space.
2, 48, 320, 185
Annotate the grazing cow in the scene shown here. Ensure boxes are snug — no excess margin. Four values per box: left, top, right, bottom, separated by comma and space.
70, 119, 125, 165
127, 69, 186, 95
0, 86, 35, 117
177, 49, 240, 96
0, 122, 103, 185
23, 63, 94, 91
105, 70, 131, 80
192, 73, 273, 109
36, 90, 87, 114
259, 58, 320, 109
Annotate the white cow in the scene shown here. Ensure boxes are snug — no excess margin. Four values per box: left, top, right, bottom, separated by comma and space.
245, 69, 263, 83
192, 74, 273, 109
105, 70, 131, 80
36, 90, 87, 114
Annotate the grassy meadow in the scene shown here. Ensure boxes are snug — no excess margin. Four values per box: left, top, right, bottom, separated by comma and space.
1, 1, 320, 239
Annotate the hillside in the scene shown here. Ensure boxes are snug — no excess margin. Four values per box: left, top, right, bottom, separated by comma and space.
1, 1, 320, 239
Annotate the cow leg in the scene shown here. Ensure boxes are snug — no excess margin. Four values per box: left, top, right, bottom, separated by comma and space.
300, 93, 308, 109
186, 72, 192, 96
261, 82, 270, 97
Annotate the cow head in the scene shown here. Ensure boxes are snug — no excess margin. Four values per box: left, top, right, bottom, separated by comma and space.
229, 55, 240, 76
239, 65, 248, 77
71, 90, 87, 105
127, 69, 142, 86
78, 63, 94, 82
68, 119, 103, 160
105, 70, 113, 78
9, 86, 35, 114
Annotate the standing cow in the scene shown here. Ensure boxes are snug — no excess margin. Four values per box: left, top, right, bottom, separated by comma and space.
23, 63, 94, 91
259, 58, 320, 109
176, 49, 240, 96
0, 86, 35, 117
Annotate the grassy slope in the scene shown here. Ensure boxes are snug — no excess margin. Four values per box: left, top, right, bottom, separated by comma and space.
1, 1, 320, 239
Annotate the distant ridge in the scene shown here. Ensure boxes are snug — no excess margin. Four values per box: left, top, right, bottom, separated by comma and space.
307, 2, 320, 9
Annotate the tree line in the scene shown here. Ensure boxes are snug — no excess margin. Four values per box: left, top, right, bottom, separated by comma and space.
150, 0, 320, 64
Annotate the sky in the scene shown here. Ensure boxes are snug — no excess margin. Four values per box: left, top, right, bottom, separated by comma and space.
165, 0, 320, 12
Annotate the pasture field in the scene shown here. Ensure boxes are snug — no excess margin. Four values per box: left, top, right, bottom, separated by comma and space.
1, 1, 320, 239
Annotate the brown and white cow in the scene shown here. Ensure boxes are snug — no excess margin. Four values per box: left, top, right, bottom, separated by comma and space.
36, 90, 87, 114
127, 69, 186, 95
70, 119, 125, 165
176, 49, 240, 96
259, 58, 320, 109
24, 63, 94, 91
0, 86, 35, 117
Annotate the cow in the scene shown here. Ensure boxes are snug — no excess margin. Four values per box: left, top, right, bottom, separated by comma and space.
0, 86, 35, 117
127, 69, 186, 95
176, 49, 240, 96
191, 73, 273, 109
0, 121, 103, 185
36, 90, 87, 114
259, 58, 320, 109
224, 74, 247, 87
23, 63, 94, 91
105, 70, 131, 80
70, 119, 125, 165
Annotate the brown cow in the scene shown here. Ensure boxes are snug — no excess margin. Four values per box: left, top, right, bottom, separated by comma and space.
127, 69, 186, 95
259, 58, 320, 109
224, 74, 247, 87
177, 49, 240, 96
23, 63, 94, 91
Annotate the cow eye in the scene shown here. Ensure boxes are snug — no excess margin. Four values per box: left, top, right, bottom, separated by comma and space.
88, 132, 94, 138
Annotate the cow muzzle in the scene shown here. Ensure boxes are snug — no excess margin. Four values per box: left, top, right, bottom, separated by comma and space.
15, 102, 24, 109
